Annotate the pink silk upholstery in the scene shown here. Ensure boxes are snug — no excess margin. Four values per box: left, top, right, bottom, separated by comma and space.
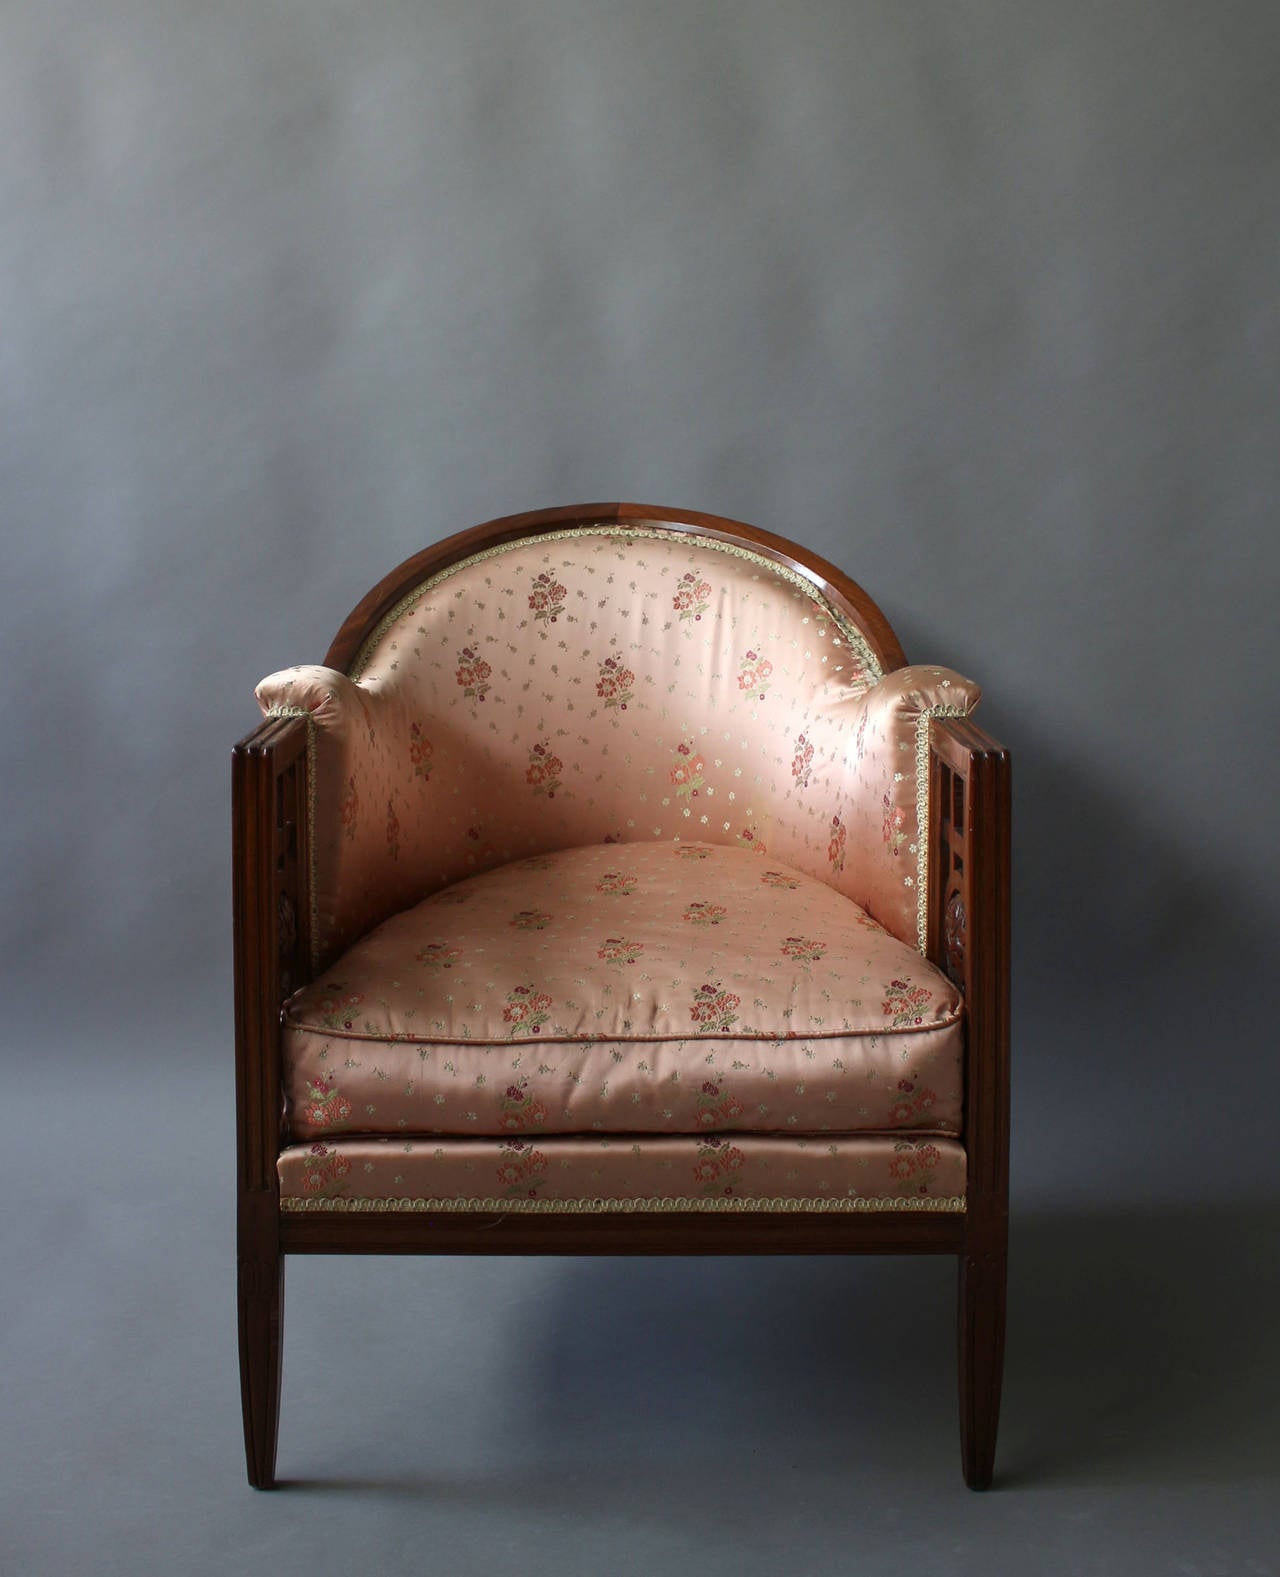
282, 842, 964, 1141
255, 527, 980, 969
278, 1133, 966, 1211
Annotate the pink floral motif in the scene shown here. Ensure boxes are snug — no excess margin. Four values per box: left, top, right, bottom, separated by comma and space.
528, 570, 567, 624
339, 775, 359, 841
691, 1136, 746, 1195
828, 813, 847, 875
780, 935, 827, 967
672, 570, 712, 622
882, 792, 908, 855
495, 1136, 549, 1196
454, 645, 492, 702
693, 1079, 744, 1128
805, 597, 833, 632
855, 910, 885, 934
791, 733, 815, 789
313, 984, 365, 1030
386, 797, 400, 860
845, 652, 870, 689
597, 936, 644, 965
300, 1141, 353, 1195
882, 977, 932, 1028
498, 1080, 549, 1132
409, 721, 433, 780
596, 870, 638, 895
690, 980, 741, 1034
502, 984, 554, 1037
510, 909, 553, 930
525, 740, 563, 798
595, 655, 635, 710
887, 1076, 938, 1124
300, 1075, 352, 1131
669, 739, 706, 799
737, 648, 773, 700
464, 825, 499, 868
735, 825, 766, 855
886, 1140, 942, 1193
674, 843, 712, 860
761, 869, 800, 890
416, 941, 462, 971
683, 900, 727, 927
692, 1154, 721, 1186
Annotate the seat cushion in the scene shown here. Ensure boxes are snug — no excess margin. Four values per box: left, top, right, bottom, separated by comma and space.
282, 842, 964, 1141
278, 1134, 967, 1212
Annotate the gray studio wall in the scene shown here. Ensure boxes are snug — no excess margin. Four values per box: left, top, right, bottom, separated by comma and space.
3, 1, 1277, 1200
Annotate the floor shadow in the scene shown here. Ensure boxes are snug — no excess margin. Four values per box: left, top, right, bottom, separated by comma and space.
999, 1201, 1280, 1487
516, 1199, 1280, 1490
273, 1201, 1279, 1497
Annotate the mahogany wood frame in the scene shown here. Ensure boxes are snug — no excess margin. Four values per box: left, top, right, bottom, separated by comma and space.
233, 503, 1010, 1491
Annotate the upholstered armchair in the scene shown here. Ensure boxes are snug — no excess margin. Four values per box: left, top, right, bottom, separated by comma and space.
234, 503, 1010, 1489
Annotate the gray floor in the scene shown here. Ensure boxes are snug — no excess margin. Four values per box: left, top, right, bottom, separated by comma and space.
4, 1034, 1278, 1577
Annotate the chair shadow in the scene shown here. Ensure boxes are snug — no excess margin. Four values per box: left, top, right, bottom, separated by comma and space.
533, 1202, 1280, 1490
277, 1200, 1279, 1496
998, 1201, 1280, 1488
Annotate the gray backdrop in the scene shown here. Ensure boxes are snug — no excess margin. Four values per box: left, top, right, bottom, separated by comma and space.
3, 3, 1278, 1573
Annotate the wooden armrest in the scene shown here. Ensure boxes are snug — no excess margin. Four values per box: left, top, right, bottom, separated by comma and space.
233, 714, 313, 1194
927, 716, 1010, 1211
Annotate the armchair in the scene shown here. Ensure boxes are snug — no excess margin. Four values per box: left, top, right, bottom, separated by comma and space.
234, 503, 1010, 1489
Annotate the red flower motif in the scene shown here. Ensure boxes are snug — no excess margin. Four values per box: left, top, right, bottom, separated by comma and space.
525, 740, 564, 798
828, 814, 847, 874
409, 722, 433, 780
737, 648, 774, 699
791, 733, 815, 788
454, 646, 492, 702
882, 792, 907, 854
595, 655, 636, 710
673, 571, 712, 622
528, 571, 568, 623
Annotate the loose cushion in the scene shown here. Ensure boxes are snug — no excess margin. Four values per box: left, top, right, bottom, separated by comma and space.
282, 842, 964, 1142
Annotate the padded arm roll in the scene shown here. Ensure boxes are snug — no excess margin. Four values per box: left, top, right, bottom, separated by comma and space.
255, 665, 438, 971
833, 665, 982, 952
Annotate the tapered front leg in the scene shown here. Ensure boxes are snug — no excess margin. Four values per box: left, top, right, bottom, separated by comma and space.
238, 1250, 284, 1489
958, 1239, 1007, 1490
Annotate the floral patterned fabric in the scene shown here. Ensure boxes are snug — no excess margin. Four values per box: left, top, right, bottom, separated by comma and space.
254, 527, 981, 971
278, 1132, 966, 1211
282, 842, 964, 1142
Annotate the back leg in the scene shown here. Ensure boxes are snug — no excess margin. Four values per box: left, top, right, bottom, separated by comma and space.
958, 1244, 1007, 1489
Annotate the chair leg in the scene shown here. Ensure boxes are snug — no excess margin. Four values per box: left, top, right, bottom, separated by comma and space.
958, 1242, 1006, 1490
238, 1251, 285, 1489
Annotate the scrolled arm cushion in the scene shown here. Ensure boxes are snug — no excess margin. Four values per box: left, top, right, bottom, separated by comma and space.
832, 665, 981, 951
255, 665, 437, 969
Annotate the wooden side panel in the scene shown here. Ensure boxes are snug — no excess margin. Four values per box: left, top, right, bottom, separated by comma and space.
928, 715, 1010, 1488
233, 714, 311, 1489
927, 715, 1011, 1214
